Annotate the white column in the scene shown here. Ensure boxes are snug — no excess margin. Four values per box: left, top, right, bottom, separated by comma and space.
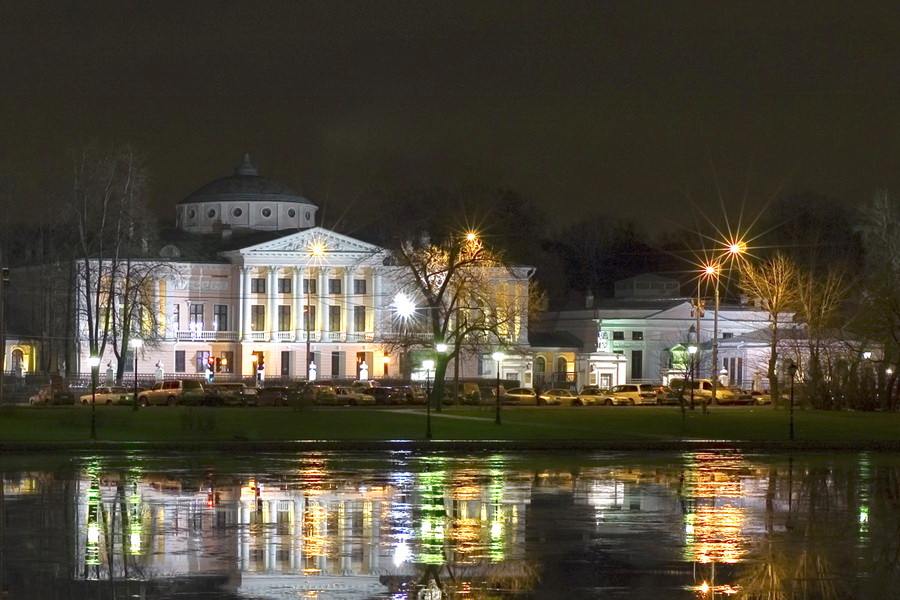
372, 268, 382, 336
268, 267, 278, 342
241, 267, 252, 341
344, 267, 354, 340
292, 267, 302, 342
318, 267, 328, 339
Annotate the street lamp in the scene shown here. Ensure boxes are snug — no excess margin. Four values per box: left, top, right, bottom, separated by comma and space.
687, 344, 698, 411
129, 339, 142, 411
306, 241, 326, 380
703, 263, 721, 414
422, 359, 435, 439
492, 351, 505, 425
88, 355, 101, 440
788, 360, 798, 440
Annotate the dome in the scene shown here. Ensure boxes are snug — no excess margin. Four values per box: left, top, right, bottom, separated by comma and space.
179, 153, 314, 205
177, 154, 318, 234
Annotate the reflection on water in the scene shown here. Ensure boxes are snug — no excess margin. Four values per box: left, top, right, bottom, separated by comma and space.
0, 449, 898, 599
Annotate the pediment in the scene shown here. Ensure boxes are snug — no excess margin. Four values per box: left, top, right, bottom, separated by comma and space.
223, 227, 385, 260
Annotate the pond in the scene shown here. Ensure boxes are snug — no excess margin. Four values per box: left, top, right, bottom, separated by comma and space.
0, 449, 897, 599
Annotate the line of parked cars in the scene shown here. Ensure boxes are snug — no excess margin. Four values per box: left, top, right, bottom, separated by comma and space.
32, 377, 775, 409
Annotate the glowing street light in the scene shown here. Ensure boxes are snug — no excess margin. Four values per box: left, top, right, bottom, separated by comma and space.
381, 355, 390, 377
701, 263, 722, 414
392, 293, 416, 319
305, 241, 327, 380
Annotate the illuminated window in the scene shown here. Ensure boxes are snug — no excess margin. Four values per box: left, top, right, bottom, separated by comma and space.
251, 305, 265, 331
278, 305, 291, 331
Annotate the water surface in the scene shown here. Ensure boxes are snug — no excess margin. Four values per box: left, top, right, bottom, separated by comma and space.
0, 449, 897, 599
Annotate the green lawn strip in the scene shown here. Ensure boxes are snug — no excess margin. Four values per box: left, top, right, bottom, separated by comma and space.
0, 405, 898, 443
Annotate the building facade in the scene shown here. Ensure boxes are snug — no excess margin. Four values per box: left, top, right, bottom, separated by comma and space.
4, 155, 532, 387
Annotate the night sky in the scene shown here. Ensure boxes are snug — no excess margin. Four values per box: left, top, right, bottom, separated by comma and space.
3, 2, 900, 232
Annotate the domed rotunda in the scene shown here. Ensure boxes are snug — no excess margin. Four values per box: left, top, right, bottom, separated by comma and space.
176, 154, 318, 234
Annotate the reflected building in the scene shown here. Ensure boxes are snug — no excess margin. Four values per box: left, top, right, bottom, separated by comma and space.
0, 450, 896, 599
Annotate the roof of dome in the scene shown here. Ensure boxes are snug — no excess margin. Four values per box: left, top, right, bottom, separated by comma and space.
179, 154, 315, 205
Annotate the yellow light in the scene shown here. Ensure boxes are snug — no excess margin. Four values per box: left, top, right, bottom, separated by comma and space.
466, 232, 477, 242
700, 581, 710, 594
728, 241, 746, 255
703, 263, 720, 276
309, 242, 326, 257
382, 356, 391, 364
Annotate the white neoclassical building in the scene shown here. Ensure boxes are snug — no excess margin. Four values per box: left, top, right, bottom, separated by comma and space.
10, 154, 532, 386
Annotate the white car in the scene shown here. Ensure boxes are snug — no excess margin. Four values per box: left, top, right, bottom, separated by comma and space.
576, 386, 608, 406
607, 383, 661, 406
80, 386, 134, 405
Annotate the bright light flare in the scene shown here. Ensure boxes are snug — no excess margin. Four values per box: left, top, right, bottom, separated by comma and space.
466, 231, 478, 242
702, 263, 720, 277
727, 240, 747, 256
308, 241, 327, 257
392, 293, 416, 318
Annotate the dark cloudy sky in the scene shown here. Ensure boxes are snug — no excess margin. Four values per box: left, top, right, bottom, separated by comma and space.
3, 1, 900, 231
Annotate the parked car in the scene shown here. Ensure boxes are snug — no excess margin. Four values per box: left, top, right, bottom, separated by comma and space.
576, 386, 609, 406
395, 385, 428, 404
29, 383, 76, 406
138, 379, 205, 406
481, 385, 518, 405
749, 390, 772, 405
504, 387, 539, 405
364, 387, 407, 405
335, 386, 376, 405
303, 384, 339, 405
80, 385, 134, 405
256, 386, 288, 406
607, 383, 662, 406
537, 389, 574, 406
667, 379, 737, 405
202, 383, 258, 406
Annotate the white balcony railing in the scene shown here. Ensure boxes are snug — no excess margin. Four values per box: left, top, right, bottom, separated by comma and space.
174, 330, 238, 342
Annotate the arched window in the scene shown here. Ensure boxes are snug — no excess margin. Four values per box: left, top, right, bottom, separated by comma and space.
534, 356, 546, 373
556, 356, 567, 374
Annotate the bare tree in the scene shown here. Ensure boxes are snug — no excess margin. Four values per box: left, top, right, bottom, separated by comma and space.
739, 253, 799, 407
385, 231, 532, 408
68, 145, 166, 381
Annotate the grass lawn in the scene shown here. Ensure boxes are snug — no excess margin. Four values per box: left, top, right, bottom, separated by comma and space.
0, 404, 898, 445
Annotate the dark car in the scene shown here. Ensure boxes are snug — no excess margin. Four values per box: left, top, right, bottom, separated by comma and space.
256, 386, 292, 406
364, 387, 407, 405
202, 383, 257, 406
396, 385, 428, 404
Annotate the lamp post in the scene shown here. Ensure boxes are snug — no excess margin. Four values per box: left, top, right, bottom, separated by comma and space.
422, 359, 434, 439
688, 344, 697, 411
306, 241, 326, 380
130, 339, 142, 411
703, 263, 721, 414
88, 355, 101, 440
788, 360, 797, 441
435, 343, 447, 413
492, 351, 505, 425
